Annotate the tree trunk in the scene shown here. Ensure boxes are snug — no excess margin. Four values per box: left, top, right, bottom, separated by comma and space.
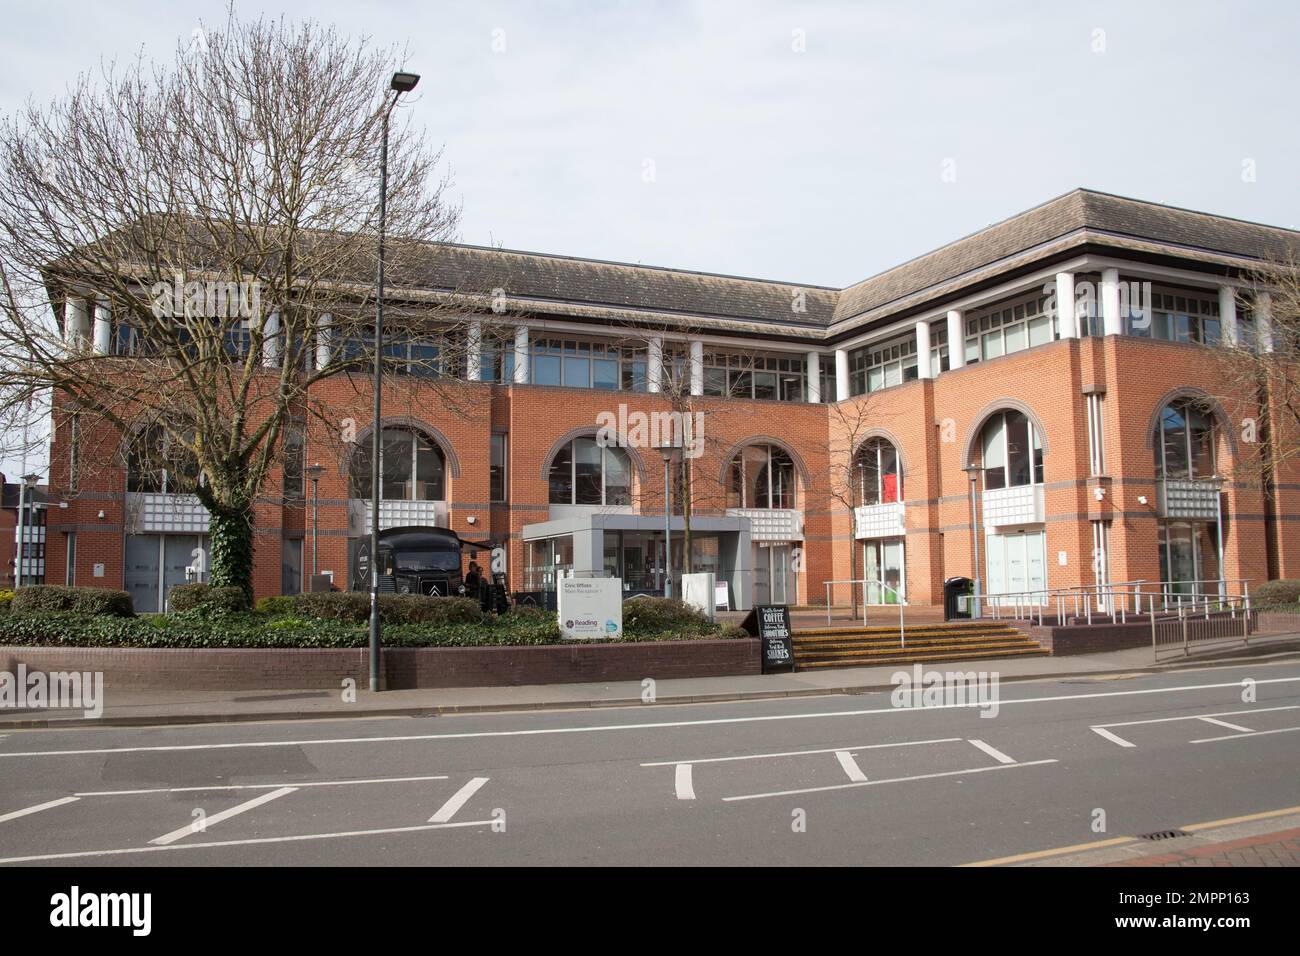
206, 498, 255, 606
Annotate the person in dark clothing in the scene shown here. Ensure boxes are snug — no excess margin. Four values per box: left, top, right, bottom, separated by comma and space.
463, 561, 482, 596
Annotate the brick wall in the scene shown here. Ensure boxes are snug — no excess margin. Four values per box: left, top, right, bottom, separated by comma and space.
0, 638, 761, 691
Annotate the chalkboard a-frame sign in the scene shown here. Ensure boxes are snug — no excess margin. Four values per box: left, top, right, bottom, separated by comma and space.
743, 605, 794, 673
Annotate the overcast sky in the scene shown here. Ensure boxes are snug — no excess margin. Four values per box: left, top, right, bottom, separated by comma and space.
2, 0, 1298, 475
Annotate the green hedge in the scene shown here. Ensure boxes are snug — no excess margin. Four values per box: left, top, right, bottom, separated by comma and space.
622, 596, 715, 637
1254, 579, 1300, 608
10, 585, 134, 617
168, 583, 248, 614
293, 591, 482, 626
0, 589, 12, 614
254, 595, 297, 616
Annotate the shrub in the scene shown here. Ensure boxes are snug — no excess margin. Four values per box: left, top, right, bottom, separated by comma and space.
168, 583, 248, 614
10, 585, 134, 617
254, 595, 297, 616
0, 589, 12, 614
1254, 579, 1300, 608
293, 591, 481, 626
718, 623, 750, 640
622, 596, 713, 635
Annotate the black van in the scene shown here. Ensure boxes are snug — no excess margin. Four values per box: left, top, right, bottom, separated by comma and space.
351, 526, 508, 612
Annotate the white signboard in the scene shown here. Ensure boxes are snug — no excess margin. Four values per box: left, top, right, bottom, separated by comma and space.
681, 572, 716, 620
558, 577, 623, 640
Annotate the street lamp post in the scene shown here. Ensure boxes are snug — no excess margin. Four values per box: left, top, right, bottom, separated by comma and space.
653, 444, 677, 599
961, 463, 983, 619
369, 70, 420, 693
305, 463, 323, 580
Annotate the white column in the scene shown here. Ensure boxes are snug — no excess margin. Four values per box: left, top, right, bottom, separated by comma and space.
946, 310, 965, 369
261, 309, 280, 368
834, 349, 850, 402
513, 325, 530, 383
92, 298, 112, 355
466, 319, 483, 381
1218, 285, 1238, 347
805, 351, 821, 403
1101, 268, 1122, 336
689, 340, 704, 396
64, 296, 89, 352
1055, 272, 1077, 339
1256, 292, 1274, 353
314, 313, 333, 370
647, 336, 663, 394
915, 320, 933, 379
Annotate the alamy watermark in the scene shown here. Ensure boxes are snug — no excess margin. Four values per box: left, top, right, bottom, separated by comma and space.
0, 665, 104, 718
595, 403, 705, 459
150, 270, 263, 321
890, 665, 1000, 718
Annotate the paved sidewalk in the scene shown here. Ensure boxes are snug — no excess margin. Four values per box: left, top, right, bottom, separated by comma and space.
1, 633, 1296, 729
979, 807, 1300, 867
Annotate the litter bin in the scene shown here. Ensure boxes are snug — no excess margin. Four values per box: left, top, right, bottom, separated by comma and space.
944, 576, 974, 621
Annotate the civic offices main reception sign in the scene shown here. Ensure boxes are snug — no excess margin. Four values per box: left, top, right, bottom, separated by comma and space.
558, 577, 623, 640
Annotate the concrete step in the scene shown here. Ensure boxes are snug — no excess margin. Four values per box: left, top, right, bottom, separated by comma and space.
795, 638, 1039, 658
795, 645, 1051, 670
793, 628, 1020, 646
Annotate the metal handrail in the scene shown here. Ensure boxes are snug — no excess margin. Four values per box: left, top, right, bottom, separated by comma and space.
822, 578, 909, 647
988, 578, 1252, 626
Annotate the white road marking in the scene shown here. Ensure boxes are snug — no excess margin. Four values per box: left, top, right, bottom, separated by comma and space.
0, 796, 80, 825
1190, 725, 1300, 744
1091, 727, 1136, 748
76, 774, 448, 797
674, 764, 696, 800
968, 739, 1015, 764
149, 787, 296, 846
3, 677, 1299, 759
1196, 716, 1254, 733
642, 737, 961, 767
835, 750, 868, 782
429, 777, 489, 823
1095, 705, 1296, 729
0, 818, 494, 865
723, 759, 1059, 802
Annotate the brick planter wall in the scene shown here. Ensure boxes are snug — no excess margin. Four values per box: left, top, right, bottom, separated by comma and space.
0, 638, 761, 691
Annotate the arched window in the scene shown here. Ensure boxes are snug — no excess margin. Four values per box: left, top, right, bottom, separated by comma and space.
728, 444, 796, 509
548, 437, 631, 506
979, 410, 1043, 490
350, 428, 446, 500
126, 424, 200, 494
854, 437, 902, 506
1155, 398, 1216, 480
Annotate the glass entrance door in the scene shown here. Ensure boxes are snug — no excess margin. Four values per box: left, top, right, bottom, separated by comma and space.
753, 543, 796, 606
862, 538, 904, 604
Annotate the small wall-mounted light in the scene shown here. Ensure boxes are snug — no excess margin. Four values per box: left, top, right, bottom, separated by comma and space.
465, 515, 477, 525
97, 509, 105, 519
1093, 487, 1106, 502
1137, 495, 1148, 506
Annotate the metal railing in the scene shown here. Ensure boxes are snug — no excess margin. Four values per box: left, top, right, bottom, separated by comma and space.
987, 579, 1252, 627
822, 578, 909, 647
1150, 595, 1254, 661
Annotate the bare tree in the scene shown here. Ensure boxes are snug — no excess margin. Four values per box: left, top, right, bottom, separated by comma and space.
1204, 255, 1300, 496
0, 11, 473, 600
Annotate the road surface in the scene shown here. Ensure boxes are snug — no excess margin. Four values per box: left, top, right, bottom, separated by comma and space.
1, 660, 1297, 866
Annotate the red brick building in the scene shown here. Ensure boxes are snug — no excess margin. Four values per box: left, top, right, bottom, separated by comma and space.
37, 189, 1300, 612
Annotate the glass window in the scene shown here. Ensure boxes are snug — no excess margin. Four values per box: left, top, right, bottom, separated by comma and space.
855, 438, 902, 506
728, 444, 797, 509
126, 424, 199, 494
979, 410, 1041, 489
1155, 399, 1216, 480
548, 439, 633, 506
548, 443, 573, 503
490, 433, 508, 502
350, 428, 446, 500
